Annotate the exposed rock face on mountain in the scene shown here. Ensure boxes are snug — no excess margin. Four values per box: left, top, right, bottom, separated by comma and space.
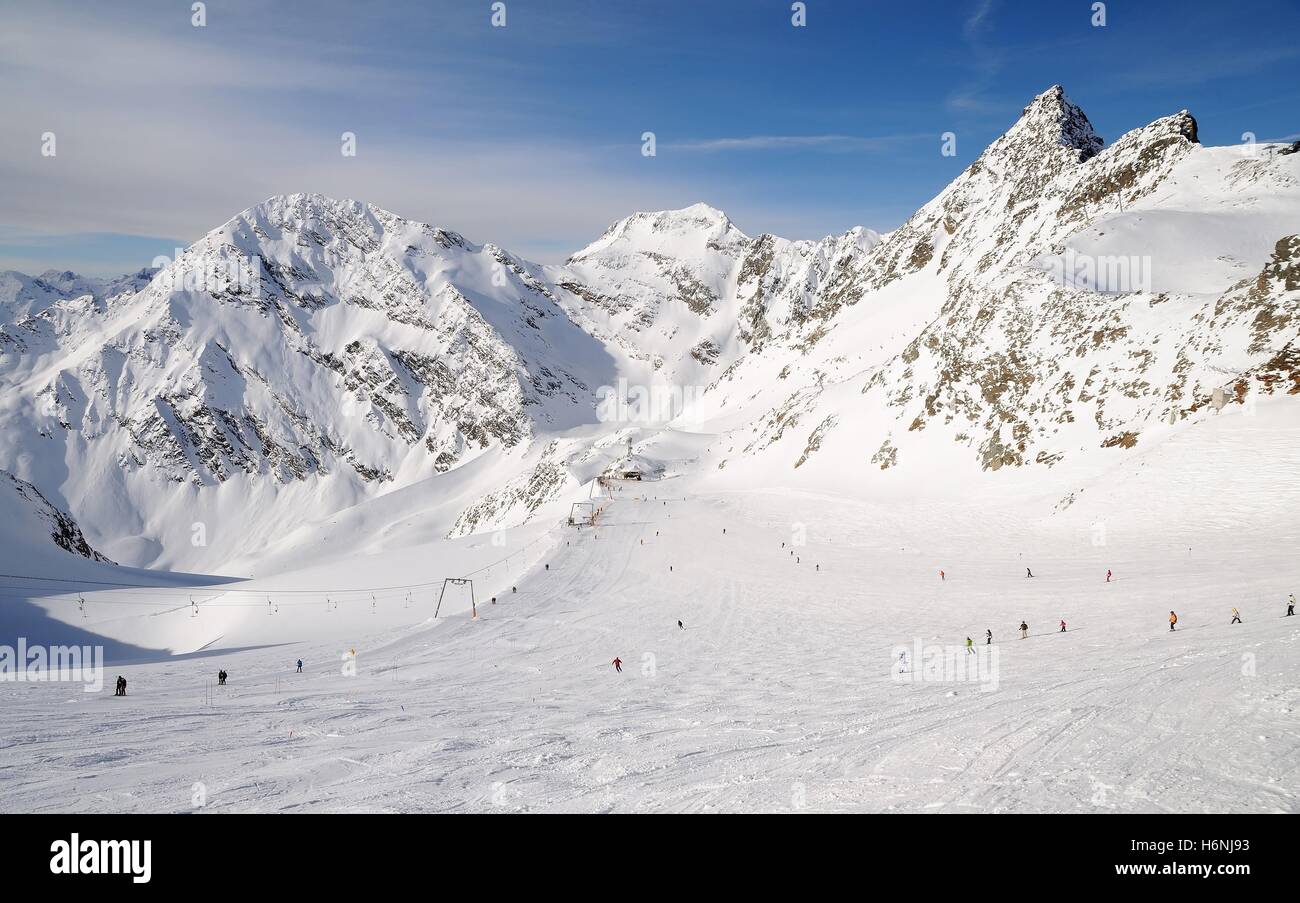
1, 87, 1297, 569
701, 86, 1299, 483
861, 87, 1194, 295
0, 469, 110, 562
732, 226, 883, 350
0, 194, 614, 566
0, 268, 155, 337
553, 204, 881, 384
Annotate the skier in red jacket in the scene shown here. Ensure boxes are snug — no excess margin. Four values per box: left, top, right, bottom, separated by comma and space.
612, 657, 622, 673
1106, 569, 1112, 583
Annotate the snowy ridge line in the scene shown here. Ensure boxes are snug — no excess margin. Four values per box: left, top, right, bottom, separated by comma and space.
0, 583, 471, 608
0, 513, 562, 609
0, 581, 426, 604
0, 588, 410, 609
0, 572, 229, 589
0, 578, 443, 599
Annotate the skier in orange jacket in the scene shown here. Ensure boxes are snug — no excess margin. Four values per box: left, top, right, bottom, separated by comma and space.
1169, 611, 1178, 631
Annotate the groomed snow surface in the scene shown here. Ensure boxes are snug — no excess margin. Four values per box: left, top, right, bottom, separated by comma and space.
1, 402, 1297, 813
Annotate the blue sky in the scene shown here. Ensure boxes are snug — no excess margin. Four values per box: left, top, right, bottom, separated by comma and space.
1, 0, 1297, 275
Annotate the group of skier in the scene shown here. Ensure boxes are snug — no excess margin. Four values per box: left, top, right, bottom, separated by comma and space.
963, 618, 1066, 651
938, 568, 1297, 666
106, 518, 1300, 690
1166, 593, 1297, 629
612, 590, 1296, 677
613, 546, 1299, 675
953, 568, 1295, 633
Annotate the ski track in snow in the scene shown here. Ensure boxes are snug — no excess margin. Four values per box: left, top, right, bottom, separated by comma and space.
3, 90, 1300, 816
2, 468, 1298, 813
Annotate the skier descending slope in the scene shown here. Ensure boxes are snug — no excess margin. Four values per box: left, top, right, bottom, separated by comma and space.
1231, 607, 1242, 624
1020, 621, 1029, 639
1106, 569, 1112, 583
986, 629, 992, 645
965, 637, 975, 655
612, 657, 622, 674
1169, 611, 1178, 631
1026, 568, 1035, 578
1059, 620, 1067, 633
1288, 594, 1296, 617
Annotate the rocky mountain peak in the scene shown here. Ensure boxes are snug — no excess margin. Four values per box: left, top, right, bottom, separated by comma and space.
631, 202, 734, 232
1003, 84, 1104, 162
1123, 109, 1200, 147
3, 89, 1296, 568
569, 203, 748, 264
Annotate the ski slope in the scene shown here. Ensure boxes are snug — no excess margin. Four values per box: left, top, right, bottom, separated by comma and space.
2, 404, 1297, 813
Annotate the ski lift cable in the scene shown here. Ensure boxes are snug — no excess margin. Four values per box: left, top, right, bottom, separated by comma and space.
0, 586, 419, 609
0, 516, 562, 596
0, 507, 574, 607
0, 491, 625, 611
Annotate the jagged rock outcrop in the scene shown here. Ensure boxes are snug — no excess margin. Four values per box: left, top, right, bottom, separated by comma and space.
553, 204, 881, 384
0, 194, 611, 565
0, 469, 111, 562
710, 87, 1299, 477
2, 89, 1297, 566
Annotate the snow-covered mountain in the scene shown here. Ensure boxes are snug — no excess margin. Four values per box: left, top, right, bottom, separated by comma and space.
3, 87, 1299, 815
0, 268, 155, 328
554, 203, 882, 389
0, 468, 109, 567
1, 86, 1297, 573
0, 195, 617, 567
685, 86, 1300, 493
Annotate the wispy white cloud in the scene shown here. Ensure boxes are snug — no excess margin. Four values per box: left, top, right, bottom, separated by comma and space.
962, 0, 998, 40
946, 0, 1006, 115
0, 2, 705, 266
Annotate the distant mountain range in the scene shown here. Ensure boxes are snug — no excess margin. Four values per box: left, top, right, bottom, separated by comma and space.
2, 86, 1297, 571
